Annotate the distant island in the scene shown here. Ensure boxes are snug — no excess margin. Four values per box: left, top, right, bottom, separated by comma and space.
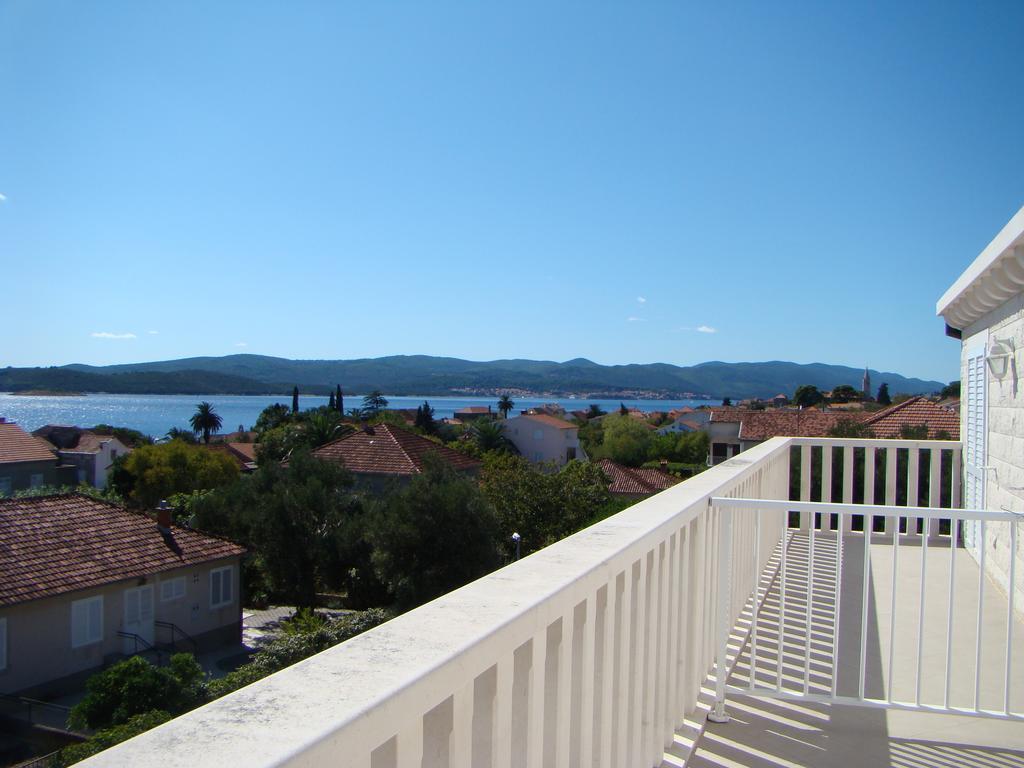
0, 354, 945, 401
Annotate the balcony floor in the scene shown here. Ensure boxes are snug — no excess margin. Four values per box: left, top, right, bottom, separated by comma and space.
686, 531, 1024, 768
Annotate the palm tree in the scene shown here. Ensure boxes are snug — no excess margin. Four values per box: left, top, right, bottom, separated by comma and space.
304, 411, 349, 447
189, 402, 223, 444
471, 419, 514, 454
497, 394, 515, 419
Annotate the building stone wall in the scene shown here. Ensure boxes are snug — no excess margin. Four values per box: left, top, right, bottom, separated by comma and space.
961, 291, 1024, 614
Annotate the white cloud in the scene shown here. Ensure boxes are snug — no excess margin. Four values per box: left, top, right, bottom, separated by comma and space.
91, 331, 137, 340
697, 325, 717, 334
637, 296, 646, 304
235, 341, 248, 347
148, 330, 159, 335
627, 316, 647, 323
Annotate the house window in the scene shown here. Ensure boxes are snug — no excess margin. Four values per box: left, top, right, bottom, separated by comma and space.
71, 595, 103, 648
0, 617, 6, 671
160, 577, 186, 602
210, 566, 233, 609
29, 474, 44, 488
566, 447, 576, 461
0, 477, 10, 496
110, 449, 118, 460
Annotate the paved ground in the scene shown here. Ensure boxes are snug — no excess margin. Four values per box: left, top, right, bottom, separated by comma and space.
682, 532, 1024, 768
241, 606, 353, 650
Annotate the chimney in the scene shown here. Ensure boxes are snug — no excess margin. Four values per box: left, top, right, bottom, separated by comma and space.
156, 500, 172, 529
659, 458, 668, 470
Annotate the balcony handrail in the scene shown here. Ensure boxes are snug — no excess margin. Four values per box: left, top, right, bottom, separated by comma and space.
81, 437, 797, 767
711, 497, 1014, 523
788, 436, 962, 449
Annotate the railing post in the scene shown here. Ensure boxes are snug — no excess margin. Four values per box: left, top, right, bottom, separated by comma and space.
709, 503, 733, 724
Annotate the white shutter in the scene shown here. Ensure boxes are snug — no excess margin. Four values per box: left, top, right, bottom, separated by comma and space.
963, 344, 987, 548
211, 570, 222, 606
71, 600, 87, 648
88, 597, 103, 642
71, 596, 103, 648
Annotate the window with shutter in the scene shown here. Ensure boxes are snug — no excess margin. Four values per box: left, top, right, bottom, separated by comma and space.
210, 566, 233, 609
963, 343, 987, 548
71, 596, 103, 648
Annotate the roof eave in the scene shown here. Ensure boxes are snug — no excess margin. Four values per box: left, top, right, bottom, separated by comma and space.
937, 205, 1024, 331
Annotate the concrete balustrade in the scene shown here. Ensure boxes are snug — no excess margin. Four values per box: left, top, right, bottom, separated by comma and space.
81, 437, 794, 768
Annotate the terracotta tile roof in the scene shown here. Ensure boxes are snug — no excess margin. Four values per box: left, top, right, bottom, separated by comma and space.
313, 423, 481, 476
862, 397, 960, 440
205, 442, 259, 470
515, 413, 578, 430
0, 494, 246, 606
0, 422, 58, 465
737, 410, 847, 441
709, 408, 756, 424
597, 459, 681, 496
455, 406, 492, 414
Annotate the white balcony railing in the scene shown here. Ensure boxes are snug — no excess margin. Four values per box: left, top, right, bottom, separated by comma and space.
84, 437, 981, 768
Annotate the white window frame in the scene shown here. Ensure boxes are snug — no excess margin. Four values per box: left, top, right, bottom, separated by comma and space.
71, 595, 104, 649
0, 617, 7, 671
160, 576, 186, 602
210, 566, 233, 609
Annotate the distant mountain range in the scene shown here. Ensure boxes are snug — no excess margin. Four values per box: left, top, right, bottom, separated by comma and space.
0, 354, 945, 400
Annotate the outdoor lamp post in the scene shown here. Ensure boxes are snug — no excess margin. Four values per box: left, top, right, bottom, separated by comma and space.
511, 532, 521, 561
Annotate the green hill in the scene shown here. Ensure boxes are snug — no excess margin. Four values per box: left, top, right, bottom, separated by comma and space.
2, 354, 946, 399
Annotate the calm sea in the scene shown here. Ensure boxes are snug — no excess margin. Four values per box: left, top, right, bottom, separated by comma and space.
0, 393, 711, 439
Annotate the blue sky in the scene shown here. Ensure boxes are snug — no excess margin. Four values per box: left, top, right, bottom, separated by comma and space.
1, 2, 1022, 384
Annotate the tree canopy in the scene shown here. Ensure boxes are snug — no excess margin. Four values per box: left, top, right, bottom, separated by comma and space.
793, 384, 824, 408
112, 441, 239, 508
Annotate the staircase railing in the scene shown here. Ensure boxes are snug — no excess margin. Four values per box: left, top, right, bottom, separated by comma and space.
155, 620, 200, 655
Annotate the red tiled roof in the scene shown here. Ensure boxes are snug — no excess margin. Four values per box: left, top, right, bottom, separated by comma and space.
516, 413, 578, 430
0, 422, 58, 465
313, 423, 481, 476
597, 459, 681, 496
736, 410, 848, 441
862, 397, 960, 440
709, 408, 756, 424
455, 406, 492, 414
205, 442, 259, 470
0, 494, 246, 606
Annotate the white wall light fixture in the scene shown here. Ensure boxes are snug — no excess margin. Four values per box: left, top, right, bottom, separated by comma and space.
986, 337, 1016, 379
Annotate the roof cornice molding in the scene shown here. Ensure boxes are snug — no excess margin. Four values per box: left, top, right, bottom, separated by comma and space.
937, 206, 1024, 331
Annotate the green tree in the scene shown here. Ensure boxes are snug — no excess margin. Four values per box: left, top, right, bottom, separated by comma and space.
304, 409, 346, 448
480, 454, 612, 560
191, 450, 361, 608
722, 397, 732, 407
165, 427, 198, 444
57, 710, 174, 767
254, 403, 291, 433
189, 401, 223, 444
876, 383, 891, 406
328, 390, 336, 409
113, 441, 239, 508
940, 381, 960, 399
829, 385, 860, 403
292, 386, 300, 414
497, 394, 515, 419
619, 402, 628, 415
414, 401, 437, 434
336, 385, 344, 413
365, 454, 499, 608
362, 390, 388, 416
598, 413, 653, 466
471, 419, 513, 454
586, 404, 606, 419
793, 385, 824, 408
68, 654, 205, 731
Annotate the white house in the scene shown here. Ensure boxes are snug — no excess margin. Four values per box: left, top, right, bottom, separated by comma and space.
937, 204, 1024, 611
33, 426, 131, 489
503, 413, 584, 467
